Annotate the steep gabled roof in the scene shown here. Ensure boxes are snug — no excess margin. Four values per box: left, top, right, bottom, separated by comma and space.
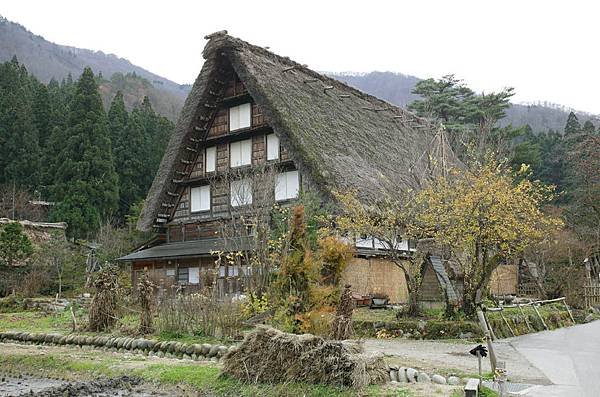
138, 31, 457, 232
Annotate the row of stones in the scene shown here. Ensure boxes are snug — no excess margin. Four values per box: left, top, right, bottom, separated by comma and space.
388, 366, 461, 386
0, 331, 233, 361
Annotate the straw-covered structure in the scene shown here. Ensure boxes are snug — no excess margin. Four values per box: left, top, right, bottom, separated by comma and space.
221, 325, 388, 388
138, 31, 457, 231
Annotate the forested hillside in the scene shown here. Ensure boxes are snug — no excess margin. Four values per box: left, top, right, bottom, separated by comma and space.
330, 72, 599, 133
0, 16, 189, 121
0, 58, 174, 238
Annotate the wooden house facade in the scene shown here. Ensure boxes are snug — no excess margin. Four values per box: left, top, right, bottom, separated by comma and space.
119, 32, 457, 302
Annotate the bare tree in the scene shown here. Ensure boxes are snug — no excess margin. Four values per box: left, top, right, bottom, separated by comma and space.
209, 164, 278, 297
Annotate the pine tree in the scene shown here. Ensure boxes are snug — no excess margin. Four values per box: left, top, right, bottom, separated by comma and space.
564, 112, 581, 135
50, 67, 119, 239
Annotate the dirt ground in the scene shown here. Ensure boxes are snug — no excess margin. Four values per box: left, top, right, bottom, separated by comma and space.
363, 338, 550, 385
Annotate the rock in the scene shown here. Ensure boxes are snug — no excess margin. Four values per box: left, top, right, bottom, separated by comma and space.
432, 374, 446, 384
389, 369, 399, 382
191, 354, 197, 360
183, 354, 192, 360
417, 320, 426, 331
417, 372, 431, 383
584, 314, 595, 323
185, 345, 194, 355
228, 345, 237, 353
201, 343, 212, 355
157, 351, 164, 358
192, 344, 203, 355
397, 367, 408, 382
447, 376, 461, 385
208, 345, 220, 358
405, 368, 417, 382
217, 345, 228, 357
459, 332, 474, 339
210, 357, 218, 363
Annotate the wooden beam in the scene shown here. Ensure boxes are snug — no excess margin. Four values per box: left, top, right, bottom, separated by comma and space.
185, 147, 198, 153
180, 159, 193, 165
167, 192, 178, 197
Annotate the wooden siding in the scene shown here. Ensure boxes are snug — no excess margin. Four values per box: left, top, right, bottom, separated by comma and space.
131, 256, 248, 297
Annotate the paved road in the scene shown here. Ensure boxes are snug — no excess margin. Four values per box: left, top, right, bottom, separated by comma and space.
508, 320, 600, 396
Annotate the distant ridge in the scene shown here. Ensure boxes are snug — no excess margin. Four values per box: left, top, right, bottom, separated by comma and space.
330, 72, 599, 132
0, 15, 190, 120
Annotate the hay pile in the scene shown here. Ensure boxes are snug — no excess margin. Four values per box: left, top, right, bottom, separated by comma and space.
221, 325, 387, 388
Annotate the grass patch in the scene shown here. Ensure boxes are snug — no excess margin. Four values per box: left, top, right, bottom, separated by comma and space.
0, 351, 406, 396
0, 311, 73, 333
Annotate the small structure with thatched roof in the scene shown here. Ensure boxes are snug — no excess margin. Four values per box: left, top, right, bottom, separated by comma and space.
119, 31, 457, 302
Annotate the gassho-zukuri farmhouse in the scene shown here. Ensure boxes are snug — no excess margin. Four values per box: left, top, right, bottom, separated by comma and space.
119, 31, 512, 305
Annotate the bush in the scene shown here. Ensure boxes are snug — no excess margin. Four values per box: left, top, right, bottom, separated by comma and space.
156, 293, 244, 340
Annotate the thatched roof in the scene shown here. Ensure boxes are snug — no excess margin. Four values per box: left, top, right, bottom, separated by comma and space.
138, 31, 457, 232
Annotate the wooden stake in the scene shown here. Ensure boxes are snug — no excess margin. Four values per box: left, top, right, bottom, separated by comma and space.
533, 304, 548, 330
518, 304, 533, 332
477, 309, 497, 374
499, 309, 516, 337
563, 300, 576, 324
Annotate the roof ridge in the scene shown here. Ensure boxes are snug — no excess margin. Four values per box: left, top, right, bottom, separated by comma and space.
206, 33, 434, 128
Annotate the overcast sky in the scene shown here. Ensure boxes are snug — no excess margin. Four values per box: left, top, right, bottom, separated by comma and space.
2, 0, 599, 113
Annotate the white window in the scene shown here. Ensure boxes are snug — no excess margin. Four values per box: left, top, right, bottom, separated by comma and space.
266, 134, 280, 160
166, 268, 176, 277
229, 103, 251, 131
275, 170, 299, 201
219, 265, 226, 277
190, 185, 210, 212
231, 179, 253, 207
205, 146, 216, 173
228, 265, 239, 277
188, 267, 200, 284
230, 139, 252, 167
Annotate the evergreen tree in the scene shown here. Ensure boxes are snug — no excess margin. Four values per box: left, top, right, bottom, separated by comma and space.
109, 91, 144, 218
564, 112, 581, 135
50, 67, 119, 239
0, 222, 33, 267
0, 57, 42, 188
582, 120, 596, 134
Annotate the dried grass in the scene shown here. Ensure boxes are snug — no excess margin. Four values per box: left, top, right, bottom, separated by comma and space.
221, 325, 387, 389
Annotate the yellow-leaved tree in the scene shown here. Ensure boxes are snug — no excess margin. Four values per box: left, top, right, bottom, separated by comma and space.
335, 192, 426, 316
414, 162, 563, 315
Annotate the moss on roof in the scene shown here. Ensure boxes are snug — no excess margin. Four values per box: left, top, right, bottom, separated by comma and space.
138, 32, 458, 232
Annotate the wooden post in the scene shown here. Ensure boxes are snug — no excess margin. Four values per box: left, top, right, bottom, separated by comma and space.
484, 310, 497, 340
477, 350, 483, 390
562, 299, 576, 324
518, 304, 533, 332
532, 304, 548, 330
477, 309, 497, 374
499, 309, 516, 337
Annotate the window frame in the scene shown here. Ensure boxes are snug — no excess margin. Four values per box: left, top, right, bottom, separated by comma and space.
229, 103, 252, 132
230, 178, 253, 207
190, 185, 211, 213
229, 139, 252, 168
205, 146, 216, 173
275, 170, 300, 201
266, 133, 280, 161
